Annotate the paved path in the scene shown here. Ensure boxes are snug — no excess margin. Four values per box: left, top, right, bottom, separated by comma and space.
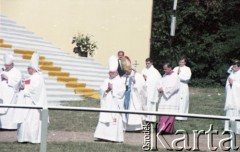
1, 130, 239, 151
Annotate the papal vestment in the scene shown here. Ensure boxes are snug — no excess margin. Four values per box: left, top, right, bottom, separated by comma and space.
122, 71, 145, 131
94, 75, 125, 142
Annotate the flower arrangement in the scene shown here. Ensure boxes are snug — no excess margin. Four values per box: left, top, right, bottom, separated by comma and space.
72, 33, 97, 57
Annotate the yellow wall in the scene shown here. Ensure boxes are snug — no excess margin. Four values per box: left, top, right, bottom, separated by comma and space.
0, 0, 152, 71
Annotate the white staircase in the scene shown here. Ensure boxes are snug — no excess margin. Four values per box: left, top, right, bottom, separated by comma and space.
0, 15, 108, 105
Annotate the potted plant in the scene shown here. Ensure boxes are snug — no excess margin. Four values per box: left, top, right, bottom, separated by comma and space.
72, 33, 97, 57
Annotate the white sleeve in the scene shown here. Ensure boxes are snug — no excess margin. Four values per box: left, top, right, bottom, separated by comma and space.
7, 71, 22, 88
162, 75, 180, 99
178, 67, 191, 82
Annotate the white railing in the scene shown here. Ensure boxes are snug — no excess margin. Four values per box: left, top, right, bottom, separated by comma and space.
0, 104, 239, 152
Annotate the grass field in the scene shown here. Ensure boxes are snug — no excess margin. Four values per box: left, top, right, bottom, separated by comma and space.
175, 87, 225, 132
48, 87, 226, 133
0, 87, 227, 152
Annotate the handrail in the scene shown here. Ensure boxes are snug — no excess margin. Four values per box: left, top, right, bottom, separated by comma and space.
0, 103, 239, 152
0, 104, 239, 120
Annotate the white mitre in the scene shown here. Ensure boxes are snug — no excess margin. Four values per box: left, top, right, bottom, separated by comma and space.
108, 55, 118, 72
29, 52, 40, 71
3, 53, 14, 65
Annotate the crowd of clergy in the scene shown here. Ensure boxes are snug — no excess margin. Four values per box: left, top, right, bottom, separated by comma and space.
94, 51, 192, 142
0, 50, 239, 144
0, 52, 47, 143
94, 51, 240, 143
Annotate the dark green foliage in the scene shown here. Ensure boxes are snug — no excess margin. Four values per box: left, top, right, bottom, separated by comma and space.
150, 0, 240, 86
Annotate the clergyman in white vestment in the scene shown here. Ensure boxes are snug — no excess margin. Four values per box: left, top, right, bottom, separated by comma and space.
158, 62, 180, 134
173, 58, 191, 120
0, 53, 21, 129
224, 60, 240, 134
121, 56, 145, 131
94, 55, 125, 142
15, 52, 48, 143
141, 58, 161, 122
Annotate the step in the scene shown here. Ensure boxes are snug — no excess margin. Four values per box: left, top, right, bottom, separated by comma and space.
0, 23, 36, 34
0, 43, 64, 55
43, 71, 106, 80
13, 63, 107, 79
0, 30, 46, 40
44, 81, 68, 87
14, 56, 105, 70
47, 96, 83, 105
0, 22, 27, 30
10, 42, 63, 53
0, 26, 34, 35
10, 50, 96, 63
4, 39, 60, 51
46, 87, 74, 93
54, 60, 107, 70
0, 33, 53, 46
44, 54, 98, 64
0, 48, 66, 63
0, 46, 65, 56
1, 34, 55, 48
41, 72, 105, 84
12, 55, 107, 73
46, 90, 77, 96
0, 48, 97, 64
74, 76, 105, 83
0, 16, 16, 24
44, 79, 101, 91
39, 65, 107, 77
0, 43, 12, 48
69, 72, 107, 79
47, 96, 83, 102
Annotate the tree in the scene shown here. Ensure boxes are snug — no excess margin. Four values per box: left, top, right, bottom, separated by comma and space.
150, 0, 240, 86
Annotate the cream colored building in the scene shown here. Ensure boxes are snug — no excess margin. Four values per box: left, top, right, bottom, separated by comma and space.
0, 0, 152, 71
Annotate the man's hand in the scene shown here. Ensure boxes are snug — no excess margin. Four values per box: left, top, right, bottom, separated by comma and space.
228, 78, 233, 87
1, 74, 8, 82
133, 79, 136, 84
143, 74, 147, 81
158, 87, 163, 93
19, 82, 25, 90
177, 67, 181, 75
105, 82, 113, 93
108, 83, 113, 90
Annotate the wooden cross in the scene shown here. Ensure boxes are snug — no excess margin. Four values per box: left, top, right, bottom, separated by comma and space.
132, 60, 139, 70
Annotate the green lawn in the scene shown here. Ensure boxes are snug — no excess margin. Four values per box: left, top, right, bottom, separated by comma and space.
48, 87, 226, 133
175, 87, 225, 132
48, 99, 100, 132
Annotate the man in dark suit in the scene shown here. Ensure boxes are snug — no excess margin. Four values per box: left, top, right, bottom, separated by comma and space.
117, 51, 125, 77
